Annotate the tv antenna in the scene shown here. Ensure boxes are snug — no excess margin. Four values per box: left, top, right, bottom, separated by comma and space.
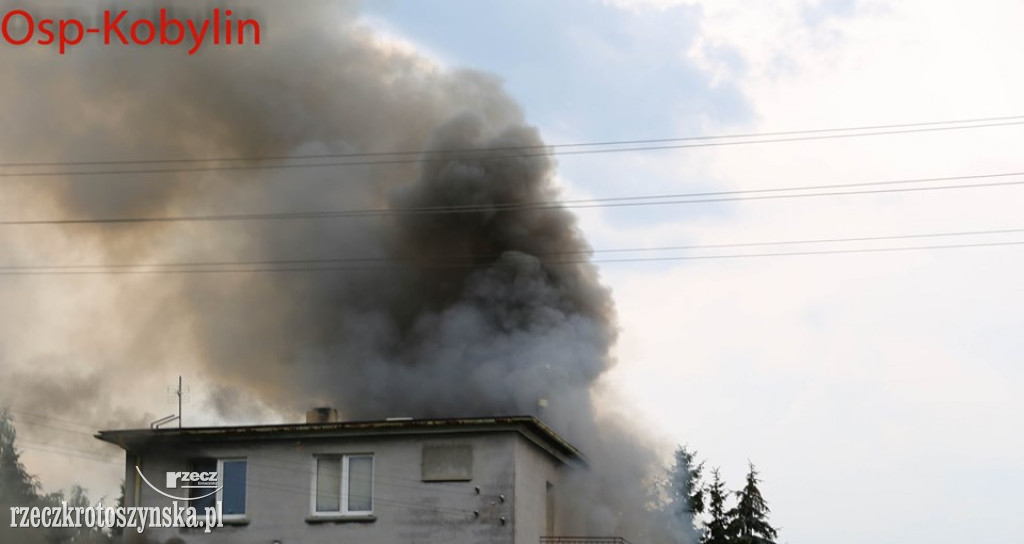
150, 376, 189, 429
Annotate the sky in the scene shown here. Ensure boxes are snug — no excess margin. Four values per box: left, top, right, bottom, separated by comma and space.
4, 1, 1023, 543
358, 1, 1024, 543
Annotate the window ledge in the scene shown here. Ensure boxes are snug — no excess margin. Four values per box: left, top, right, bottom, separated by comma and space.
180, 517, 249, 532
306, 514, 377, 523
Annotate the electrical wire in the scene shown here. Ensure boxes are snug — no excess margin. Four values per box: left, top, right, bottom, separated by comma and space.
17, 440, 120, 463
9, 422, 491, 502
4, 113, 1023, 168
2, 228, 1023, 275
14, 419, 99, 438
245, 479, 478, 517
4, 170, 1024, 226
9, 441, 491, 517
1, 118, 1023, 178
11, 416, 519, 494
244, 458, 499, 498
8, 417, 494, 517
1, 240, 1022, 276
17, 445, 121, 464
8, 409, 101, 430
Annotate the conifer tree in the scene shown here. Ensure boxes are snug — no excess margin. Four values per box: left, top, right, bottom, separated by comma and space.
0, 408, 47, 544
668, 445, 705, 518
0, 408, 112, 543
0, 408, 40, 505
664, 445, 705, 542
702, 468, 730, 544
726, 462, 779, 544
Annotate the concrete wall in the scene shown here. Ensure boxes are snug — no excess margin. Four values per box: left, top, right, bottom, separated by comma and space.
121, 430, 565, 544
512, 435, 564, 544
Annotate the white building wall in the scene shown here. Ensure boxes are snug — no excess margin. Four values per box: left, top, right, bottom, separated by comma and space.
121, 431, 564, 544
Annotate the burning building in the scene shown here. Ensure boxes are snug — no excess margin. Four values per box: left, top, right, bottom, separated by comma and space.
3, 1, 695, 543
98, 414, 596, 543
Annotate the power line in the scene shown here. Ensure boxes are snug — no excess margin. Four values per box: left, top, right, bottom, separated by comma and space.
17, 439, 119, 463
2, 119, 1023, 178
9, 409, 102, 430
4, 171, 1024, 226
4, 412, 478, 488
3, 238, 1023, 276
15, 419, 98, 438
244, 480, 477, 517
9, 410, 500, 491
10, 414, 508, 498
589, 240, 1024, 263
18, 444, 121, 464
2, 226, 1023, 271
2, 114, 1023, 168
12, 441, 481, 517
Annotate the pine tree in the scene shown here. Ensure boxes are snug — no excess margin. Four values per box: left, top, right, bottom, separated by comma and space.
46, 485, 113, 543
0, 407, 41, 505
725, 462, 778, 544
112, 480, 126, 537
668, 445, 705, 517
0, 408, 112, 544
663, 445, 705, 542
702, 468, 730, 544
0, 408, 47, 544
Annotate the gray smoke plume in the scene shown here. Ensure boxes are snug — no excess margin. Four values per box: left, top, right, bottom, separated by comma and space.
0, 1, 694, 542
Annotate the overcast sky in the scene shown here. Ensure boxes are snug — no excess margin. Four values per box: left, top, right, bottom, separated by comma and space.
7, 1, 1023, 543
360, 1, 1024, 543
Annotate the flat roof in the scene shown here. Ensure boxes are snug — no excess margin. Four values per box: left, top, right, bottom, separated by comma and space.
96, 415, 585, 465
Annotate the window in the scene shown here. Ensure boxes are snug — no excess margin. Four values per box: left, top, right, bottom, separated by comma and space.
189, 459, 217, 513
189, 458, 247, 519
220, 459, 247, 518
312, 455, 373, 516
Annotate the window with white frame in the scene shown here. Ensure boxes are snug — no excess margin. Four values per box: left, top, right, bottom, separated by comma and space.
313, 454, 374, 516
189, 458, 247, 519
219, 459, 248, 518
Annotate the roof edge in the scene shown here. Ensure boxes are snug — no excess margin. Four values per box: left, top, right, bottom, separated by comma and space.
95, 415, 586, 466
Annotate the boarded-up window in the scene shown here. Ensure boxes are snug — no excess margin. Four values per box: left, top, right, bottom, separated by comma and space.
421, 445, 473, 482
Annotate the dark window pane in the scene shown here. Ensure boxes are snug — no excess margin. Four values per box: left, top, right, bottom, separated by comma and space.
222, 460, 247, 515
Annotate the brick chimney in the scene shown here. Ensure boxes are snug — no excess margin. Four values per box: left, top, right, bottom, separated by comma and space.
305, 407, 339, 424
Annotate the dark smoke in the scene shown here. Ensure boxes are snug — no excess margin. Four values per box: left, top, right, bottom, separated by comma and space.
0, 1, 694, 542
